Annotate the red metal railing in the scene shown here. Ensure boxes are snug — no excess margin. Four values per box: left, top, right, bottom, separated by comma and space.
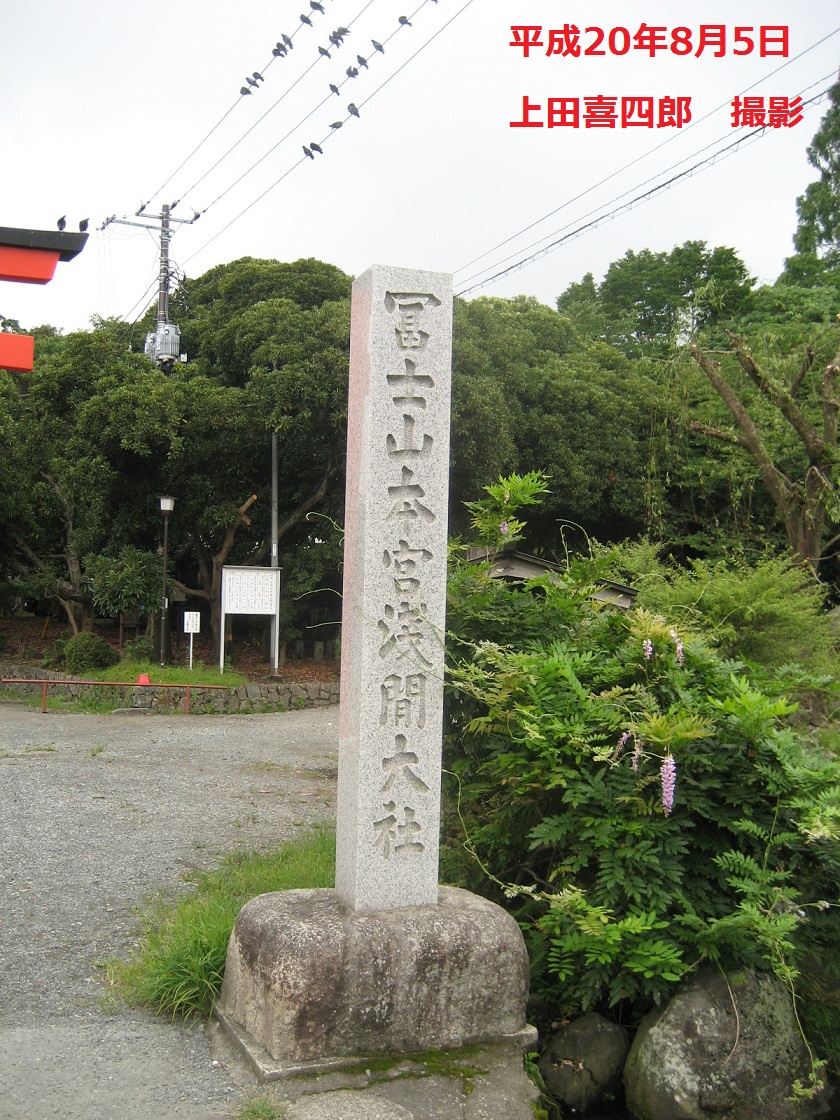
1, 678, 229, 715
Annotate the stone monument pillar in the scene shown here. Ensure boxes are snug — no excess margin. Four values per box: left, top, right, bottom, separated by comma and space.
215, 267, 536, 1100
336, 265, 451, 911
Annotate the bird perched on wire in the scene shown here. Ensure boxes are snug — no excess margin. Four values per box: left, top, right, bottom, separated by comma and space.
57, 216, 66, 231
329, 121, 343, 129
273, 43, 287, 56
399, 16, 412, 26
318, 45, 331, 58
310, 142, 323, 155
252, 71, 264, 82
357, 54, 368, 68
246, 75, 260, 88
329, 83, 340, 96
300, 13, 313, 26
240, 86, 252, 96
79, 218, 89, 232
310, 0, 325, 11
303, 145, 314, 159
348, 103, 360, 118
371, 39, 384, 53
282, 33, 293, 48
346, 65, 359, 78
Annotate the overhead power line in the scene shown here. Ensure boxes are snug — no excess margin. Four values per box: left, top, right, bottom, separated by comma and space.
181, 0, 475, 267
454, 24, 840, 282
455, 84, 834, 298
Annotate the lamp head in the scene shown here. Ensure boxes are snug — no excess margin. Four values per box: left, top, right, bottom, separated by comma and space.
159, 495, 175, 514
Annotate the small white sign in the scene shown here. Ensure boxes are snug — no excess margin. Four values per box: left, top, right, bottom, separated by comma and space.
184, 611, 201, 634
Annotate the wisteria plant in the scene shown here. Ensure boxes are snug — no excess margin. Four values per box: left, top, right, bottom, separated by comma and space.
443, 561, 840, 1052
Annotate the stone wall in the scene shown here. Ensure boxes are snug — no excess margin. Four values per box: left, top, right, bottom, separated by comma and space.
0, 662, 339, 714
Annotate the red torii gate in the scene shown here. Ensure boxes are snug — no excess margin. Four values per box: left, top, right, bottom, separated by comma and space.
0, 225, 88, 372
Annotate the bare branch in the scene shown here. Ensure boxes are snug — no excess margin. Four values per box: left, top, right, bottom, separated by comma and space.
689, 343, 789, 512
725, 331, 823, 460
688, 420, 749, 448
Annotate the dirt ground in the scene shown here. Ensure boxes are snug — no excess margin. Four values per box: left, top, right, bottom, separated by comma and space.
0, 616, 340, 685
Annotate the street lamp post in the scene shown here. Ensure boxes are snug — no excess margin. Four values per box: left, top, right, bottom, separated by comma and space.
159, 496, 175, 668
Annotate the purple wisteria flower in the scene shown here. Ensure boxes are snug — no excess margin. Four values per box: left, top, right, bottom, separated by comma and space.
613, 731, 630, 761
643, 638, 654, 660
631, 738, 643, 772
669, 628, 684, 665
499, 520, 509, 536
660, 754, 677, 815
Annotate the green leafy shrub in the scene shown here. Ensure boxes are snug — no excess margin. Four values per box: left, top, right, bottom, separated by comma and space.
606, 543, 837, 671
123, 636, 154, 662
444, 560, 840, 1059
62, 632, 120, 674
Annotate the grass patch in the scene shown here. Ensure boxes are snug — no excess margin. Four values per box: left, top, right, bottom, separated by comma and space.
108, 827, 335, 1018
98, 659, 246, 688
235, 1094, 286, 1120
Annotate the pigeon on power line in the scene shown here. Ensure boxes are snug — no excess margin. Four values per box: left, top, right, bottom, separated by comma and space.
348, 103, 360, 117
318, 45, 331, 58
253, 71, 264, 82
57, 216, 66, 231
371, 39, 384, 53
398, 16, 412, 26
329, 121, 343, 129
357, 54, 368, 68
300, 13, 312, 26
346, 65, 359, 78
310, 142, 323, 155
78, 218, 89, 232
329, 83, 340, 95
310, 0, 325, 11
336, 26, 350, 37
303, 145, 314, 159
246, 75, 260, 88
240, 86, 252, 95
273, 43, 287, 56
282, 33, 293, 48
328, 33, 340, 47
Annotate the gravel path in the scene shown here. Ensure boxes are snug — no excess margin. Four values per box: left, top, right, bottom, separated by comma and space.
0, 700, 339, 1119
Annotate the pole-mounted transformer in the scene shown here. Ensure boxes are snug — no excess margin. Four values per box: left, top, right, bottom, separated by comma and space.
102, 203, 199, 370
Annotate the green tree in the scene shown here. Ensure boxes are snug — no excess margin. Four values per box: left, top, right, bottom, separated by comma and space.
794, 81, 840, 267
559, 241, 755, 357
451, 295, 657, 546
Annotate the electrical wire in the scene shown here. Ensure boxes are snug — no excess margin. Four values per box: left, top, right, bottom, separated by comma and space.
455, 85, 833, 298
454, 24, 840, 280
183, 0, 438, 219
137, 5, 327, 213
457, 69, 837, 291
182, 0, 471, 266
172, 0, 381, 205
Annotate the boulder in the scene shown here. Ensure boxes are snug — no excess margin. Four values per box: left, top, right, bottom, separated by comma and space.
624, 966, 827, 1120
538, 1012, 628, 1112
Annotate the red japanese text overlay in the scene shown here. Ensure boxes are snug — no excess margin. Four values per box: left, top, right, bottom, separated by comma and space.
730, 96, 803, 128
510, 96, 692, 129
510, 24, 789, 59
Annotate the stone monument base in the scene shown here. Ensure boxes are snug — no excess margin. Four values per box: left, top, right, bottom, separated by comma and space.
215, 886, 535, 1079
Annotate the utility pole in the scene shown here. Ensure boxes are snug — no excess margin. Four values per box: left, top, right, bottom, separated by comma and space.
100, 203, 199, 369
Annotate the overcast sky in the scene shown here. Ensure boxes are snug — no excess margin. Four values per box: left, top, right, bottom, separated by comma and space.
2, 1, 839, 334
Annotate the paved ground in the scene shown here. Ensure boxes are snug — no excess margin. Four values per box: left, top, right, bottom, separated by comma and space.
0, 700, 540, 1120
0, 701, 339, 1119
